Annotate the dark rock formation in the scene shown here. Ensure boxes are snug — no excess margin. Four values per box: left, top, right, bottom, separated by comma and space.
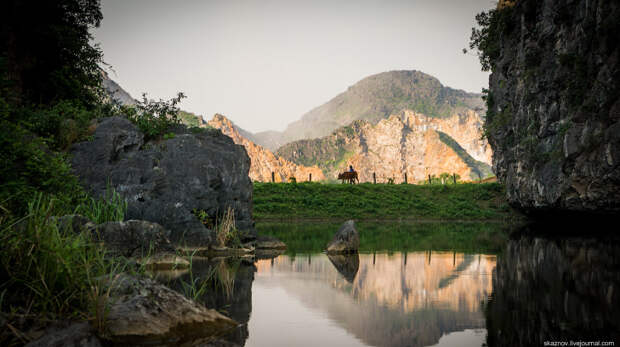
105, 275, 238, 345
256, 235, 287, 250
70, 117, 255, 246
484, 0, 620, 214
486, 230, 620, 346
95, 220, 174, 257
326, 220, 360, 253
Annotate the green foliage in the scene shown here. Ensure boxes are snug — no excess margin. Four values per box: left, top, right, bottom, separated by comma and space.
0, 194, 129, 320
469, 6, 515, 71
0, 118, 84, 216
0, 0, 104, 107
253, 182, 519, 221
124, 92, 186, 140
74, 187, 127, 224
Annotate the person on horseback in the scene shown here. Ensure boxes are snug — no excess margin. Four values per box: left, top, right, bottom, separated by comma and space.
349, 165, 355, 173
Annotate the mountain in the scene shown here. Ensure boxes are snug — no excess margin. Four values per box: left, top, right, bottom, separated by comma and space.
101, 70, 136, 106
207, 114, 325, 182
277, 110, 493, 182
252, 70, 485, 150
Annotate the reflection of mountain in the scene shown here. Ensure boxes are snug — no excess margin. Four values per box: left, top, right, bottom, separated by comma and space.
487, 233, 620, 346
255, 252, 495, 347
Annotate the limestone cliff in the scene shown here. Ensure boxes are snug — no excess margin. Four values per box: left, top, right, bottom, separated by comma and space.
277, 110, 493, 182
207, 114, 325, 182
479, 0, 620, 214
252, 70, 485, 150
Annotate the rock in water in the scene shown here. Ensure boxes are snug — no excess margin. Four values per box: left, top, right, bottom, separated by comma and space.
70, 117, 255, 247
95, 220, 174, 257
255, 235, 287, 250
326, 220, 360, 253
105, 275, 237, 345
484, 0, 620, 215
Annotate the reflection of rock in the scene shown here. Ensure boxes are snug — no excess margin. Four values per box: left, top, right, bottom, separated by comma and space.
326, 220, 359, 254
25, 322, 102, 347
327, 253, 360, 283
105, 275, 237, 345
159, 258, 256, 347
255, 249, 285, 260
487, 231, 620, 346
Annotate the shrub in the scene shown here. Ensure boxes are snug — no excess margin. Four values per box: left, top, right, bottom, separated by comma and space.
124, 92, 186, 140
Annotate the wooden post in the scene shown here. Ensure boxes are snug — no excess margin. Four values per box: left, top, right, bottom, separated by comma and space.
453, 173, 457, 184
309, 173, 312, 182
404, 173, 408, 184
271, 171, 275, 183
428, 174, 432, 185
373, 172, 376, 184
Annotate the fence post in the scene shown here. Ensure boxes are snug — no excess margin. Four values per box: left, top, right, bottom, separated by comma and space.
373, 172, 376, 184
428, 174, 431, 185
404, 173, 408, 184
309, 173, 312, 182
271, 171, 275, 183
453, 173, 457, 184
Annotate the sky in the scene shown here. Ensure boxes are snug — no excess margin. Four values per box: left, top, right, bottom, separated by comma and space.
94, 0, 495, 133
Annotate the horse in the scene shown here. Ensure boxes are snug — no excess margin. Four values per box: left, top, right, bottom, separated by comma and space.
338, 171, 359, 184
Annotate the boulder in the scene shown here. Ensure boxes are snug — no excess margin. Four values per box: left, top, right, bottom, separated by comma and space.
326, 220, 360, 254
94, 220, 174, 258
70, 117, 255, 247
25, 322, 102, 347
105, 275, 238, 345
255, 235, 286, 250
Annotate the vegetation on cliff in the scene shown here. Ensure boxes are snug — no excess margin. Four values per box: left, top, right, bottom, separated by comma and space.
253, 182, 519, 221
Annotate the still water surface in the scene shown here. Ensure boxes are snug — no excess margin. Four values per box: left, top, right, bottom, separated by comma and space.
158, 222, 620, 346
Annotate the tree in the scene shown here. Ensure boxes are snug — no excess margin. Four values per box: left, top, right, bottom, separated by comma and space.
0, 0, 103, 107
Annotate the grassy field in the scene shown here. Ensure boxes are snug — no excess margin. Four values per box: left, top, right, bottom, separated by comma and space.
253, 182, 521, 221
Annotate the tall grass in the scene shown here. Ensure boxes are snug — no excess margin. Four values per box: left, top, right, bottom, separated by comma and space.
0, 192, 130, 338
74, 186, 127, 223
215, 206, 240, 248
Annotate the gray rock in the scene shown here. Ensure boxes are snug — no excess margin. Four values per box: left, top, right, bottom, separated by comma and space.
25, 322, 102, 347
70, 117, 255, 247
94, 220, 174, 258
326, 220, 360, 254
485, 0, 620, 215
140, 252, 190, 270
255, 235, 286, 250
105, 275, 238, 345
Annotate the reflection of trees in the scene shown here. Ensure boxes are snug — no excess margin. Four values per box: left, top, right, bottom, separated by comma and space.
256, 252, 494, 347
486, 234, 620, 346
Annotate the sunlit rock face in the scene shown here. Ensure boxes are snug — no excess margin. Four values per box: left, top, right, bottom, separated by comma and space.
208, 114, 325, 182
486, 234, 620, 346
278, 110, 493, 182
486, 0, 620, 214
255, 252, 495, 347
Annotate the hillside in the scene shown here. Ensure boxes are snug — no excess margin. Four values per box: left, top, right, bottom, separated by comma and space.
253, 70, 484, 150
207, 114, 325, 182
277, 110, 493, 182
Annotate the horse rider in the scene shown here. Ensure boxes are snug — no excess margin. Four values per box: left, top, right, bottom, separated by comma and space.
349, 165, 355, 173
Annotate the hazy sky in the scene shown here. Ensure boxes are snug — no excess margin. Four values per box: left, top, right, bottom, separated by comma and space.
94, 0, 495, 133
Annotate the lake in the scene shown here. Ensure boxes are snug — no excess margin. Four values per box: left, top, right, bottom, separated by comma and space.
157, 222, 620, 347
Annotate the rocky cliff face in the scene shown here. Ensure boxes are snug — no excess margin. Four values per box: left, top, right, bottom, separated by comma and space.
277, 110, 493, 182
251, 70, 485, 150
483, 0, 620, 214
208, 114, 325, 182
71, 117, 255, 246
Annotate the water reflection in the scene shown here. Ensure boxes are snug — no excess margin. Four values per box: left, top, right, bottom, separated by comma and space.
486, 231, 620, 346
251, 252, 494, 347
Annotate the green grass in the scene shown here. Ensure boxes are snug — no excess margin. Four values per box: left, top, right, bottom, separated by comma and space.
257, 221, 512, 255
253, 182, 520, 221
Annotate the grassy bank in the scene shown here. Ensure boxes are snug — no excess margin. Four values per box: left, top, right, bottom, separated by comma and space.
253, 182, 521, 221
